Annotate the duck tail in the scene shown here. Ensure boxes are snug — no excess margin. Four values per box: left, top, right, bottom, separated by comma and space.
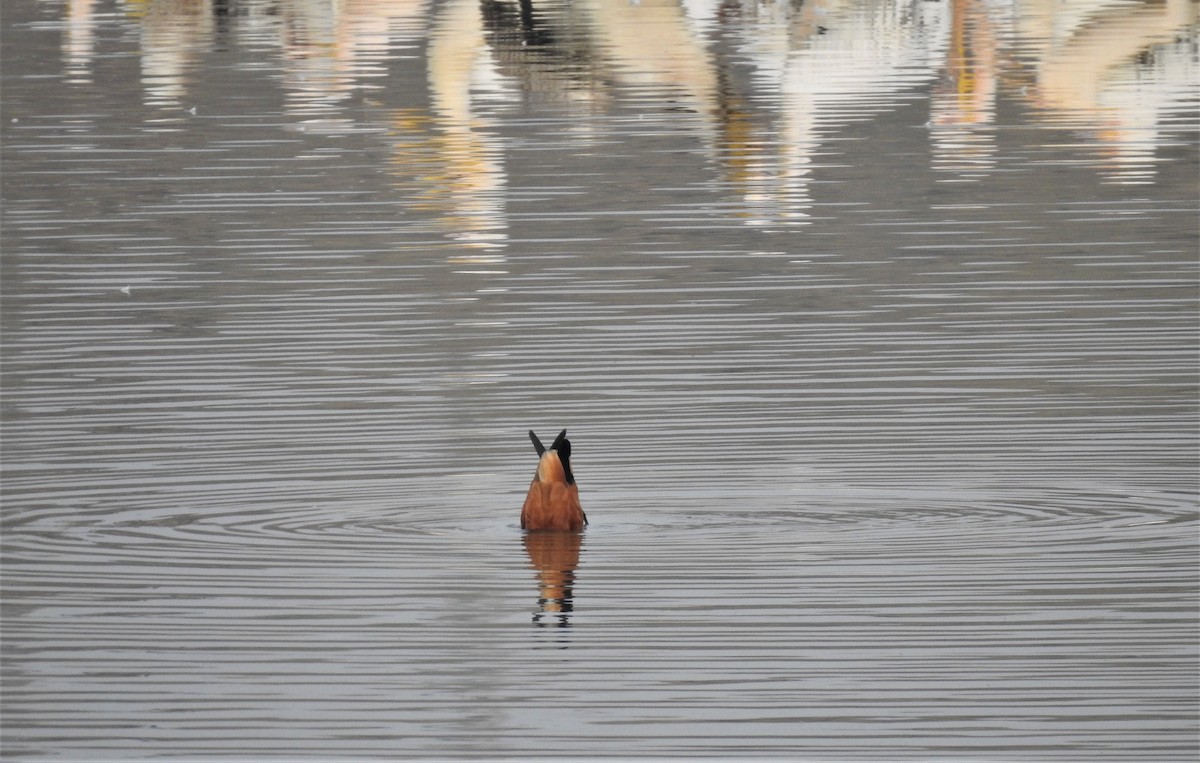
529, 430, 546, 456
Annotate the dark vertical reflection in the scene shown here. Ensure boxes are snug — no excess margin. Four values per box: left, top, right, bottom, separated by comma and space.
523, 531, 583, 629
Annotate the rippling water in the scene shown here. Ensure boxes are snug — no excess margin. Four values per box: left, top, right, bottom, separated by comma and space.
2, 0, 1198, 759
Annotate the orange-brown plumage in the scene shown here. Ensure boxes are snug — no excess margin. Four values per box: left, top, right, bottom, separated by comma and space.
521, 429, 587, 532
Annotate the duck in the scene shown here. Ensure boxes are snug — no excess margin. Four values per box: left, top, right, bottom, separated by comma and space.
521, 429, 587, 532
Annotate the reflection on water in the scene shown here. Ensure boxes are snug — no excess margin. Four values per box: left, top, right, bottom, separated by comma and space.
426, 0, 509, 249
523, 531, 582, 629
2, 0, 1198, 759
930, 0, 1001, 178
1011, 0, 1198, 183
57, 0, 1198, 208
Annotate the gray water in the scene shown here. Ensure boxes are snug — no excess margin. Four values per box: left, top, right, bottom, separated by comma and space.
2, 0, 1198, 759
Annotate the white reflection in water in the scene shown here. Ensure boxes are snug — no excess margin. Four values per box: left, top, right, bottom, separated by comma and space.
730, 0, 950, 223
49, 0, 1191, 197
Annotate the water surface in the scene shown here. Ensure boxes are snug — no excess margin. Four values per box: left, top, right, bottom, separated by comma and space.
2, 0, 1198, 759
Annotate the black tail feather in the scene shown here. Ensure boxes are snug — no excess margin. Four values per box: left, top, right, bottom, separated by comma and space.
553, 430, 574, 485
550, 429, 568, 452
529, 430, 545, 456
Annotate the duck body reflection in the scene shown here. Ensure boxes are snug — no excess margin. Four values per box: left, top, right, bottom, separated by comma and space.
523, 530, 582, 628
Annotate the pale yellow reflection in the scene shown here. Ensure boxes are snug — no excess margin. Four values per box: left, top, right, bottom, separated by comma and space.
64, 0, 98, 84
1013, 0, 1198, 183
575, 0, 720, 114
126, 0, 215, 107
422, 0, 510, 250
929, 0, 1000, 180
